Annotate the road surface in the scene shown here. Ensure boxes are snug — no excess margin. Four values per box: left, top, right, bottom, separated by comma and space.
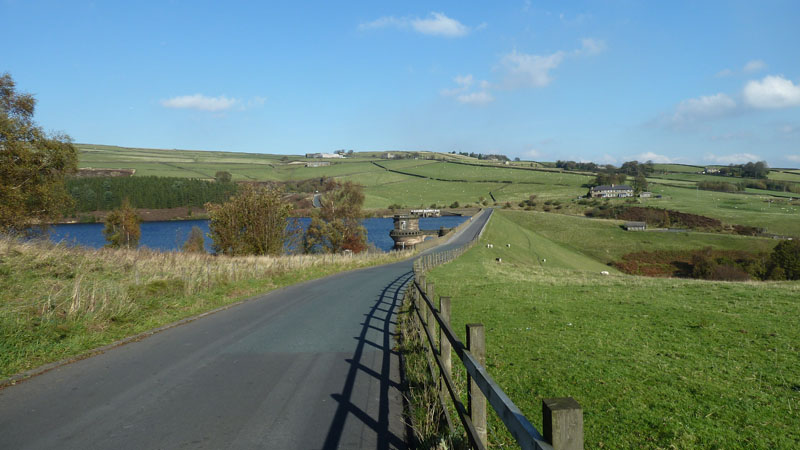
0, 210, 491, 450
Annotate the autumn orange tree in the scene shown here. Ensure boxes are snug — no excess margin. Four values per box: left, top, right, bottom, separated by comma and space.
304, 181, 368, 253
0, 73, 77, 232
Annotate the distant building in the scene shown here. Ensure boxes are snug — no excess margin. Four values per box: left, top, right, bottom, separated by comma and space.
382, 152, 396, 159
305, 153, 343, 159
590, 184, 634, 198
410, 209, 440, 217
639, 191, 653, 198
703, 167, 720, 174
624, 221, 646, 231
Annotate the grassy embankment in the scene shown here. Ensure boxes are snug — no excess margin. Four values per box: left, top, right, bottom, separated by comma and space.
418, 210, 799, 448
0, 237, 412, 381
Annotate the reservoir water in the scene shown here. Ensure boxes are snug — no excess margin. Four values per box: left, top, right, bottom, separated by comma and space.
42, 216, 469, 253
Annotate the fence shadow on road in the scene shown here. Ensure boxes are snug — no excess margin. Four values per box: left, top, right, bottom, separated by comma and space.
321, 270, 413, 450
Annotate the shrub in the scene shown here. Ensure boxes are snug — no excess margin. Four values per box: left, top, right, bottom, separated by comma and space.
449, 201, 460, 208
182, 226, 205, 253
206, 184, 295, 256
103, 199, 140, 249
709, 264, 751, 281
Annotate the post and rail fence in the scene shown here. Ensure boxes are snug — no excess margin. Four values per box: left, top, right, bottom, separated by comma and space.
408, 208, 583, 450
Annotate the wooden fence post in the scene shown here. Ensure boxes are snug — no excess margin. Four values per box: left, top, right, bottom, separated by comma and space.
543, 398, 583, 450
440, 296, 452, 380
426, 283, 436, 348
467, 323, 487, 448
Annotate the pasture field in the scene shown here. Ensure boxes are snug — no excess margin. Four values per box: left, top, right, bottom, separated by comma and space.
499, 210, 779, 263
643, 184, 800, 236
424, 210, 800, 448
76, 145, 799, 235
769, 170, 800, 181
76, 145, 585, 209
387, 160, 592, 186
651, 163, 705, 173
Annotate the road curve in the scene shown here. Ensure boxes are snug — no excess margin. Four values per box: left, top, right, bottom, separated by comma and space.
0, 210, 492, 450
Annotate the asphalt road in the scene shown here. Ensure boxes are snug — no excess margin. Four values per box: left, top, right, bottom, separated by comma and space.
0, 210, 491, 450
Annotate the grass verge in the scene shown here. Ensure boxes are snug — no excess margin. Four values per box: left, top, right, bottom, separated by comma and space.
0, 237, 412, 381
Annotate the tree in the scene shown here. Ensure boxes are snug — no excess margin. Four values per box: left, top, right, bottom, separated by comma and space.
768, 240, 800, 280
303, 181, 367, 253
182, 226, 206, 253
634, 173, 648, 193
206, 184, 296, 256
103, 198, 140, 248
214, 171, 232, 183
0, 73, 77, 232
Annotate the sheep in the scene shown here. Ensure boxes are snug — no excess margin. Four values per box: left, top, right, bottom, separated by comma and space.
600, 270, 609, 275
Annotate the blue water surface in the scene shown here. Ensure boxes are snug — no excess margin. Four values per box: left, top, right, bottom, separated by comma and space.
44, 216, 468, 253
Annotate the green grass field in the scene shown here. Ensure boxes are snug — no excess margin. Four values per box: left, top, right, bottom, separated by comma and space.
499, 210, 779, 263
76, 145, 800, 236
651, 163, 705, 173
76, 145, 586, 209
425, 211, 800, 448
643, 184, 800, 236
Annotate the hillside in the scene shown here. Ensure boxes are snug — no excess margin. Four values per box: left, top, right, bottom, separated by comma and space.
424, 210, 800, 448
74, 144, 800, 237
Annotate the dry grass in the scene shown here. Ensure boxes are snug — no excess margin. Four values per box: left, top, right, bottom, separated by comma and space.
0, 237, 412, 379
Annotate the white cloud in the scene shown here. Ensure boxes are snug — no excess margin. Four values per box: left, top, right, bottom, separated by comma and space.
525, 148, 543, 158
599, 154, 617, 164
457, 91, 494, 105
787, 155, 800, 163
678, 93, 736, 117
442, 74, 493, 105
636, 152, 672, 163
576, 38, 606, 55
715, 68, 733, 78
743, 59, 766, 73
501, 50, 565, 88
359, 12, 469, 37
454, 74, 473, 87
358, 16, 404, 31
743, 75, 800, 109
412, 12, 469, 37
161, 94, 239, 112
247, 96, 267, 107
704, 152, 761, 164
499, 39, 603, 89
666, 93, 737, 126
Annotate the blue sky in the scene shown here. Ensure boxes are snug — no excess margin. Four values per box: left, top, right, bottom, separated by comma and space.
2, 1, 799, 167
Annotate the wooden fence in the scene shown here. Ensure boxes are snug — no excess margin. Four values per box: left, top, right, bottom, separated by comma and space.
408, 212, 583, 450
